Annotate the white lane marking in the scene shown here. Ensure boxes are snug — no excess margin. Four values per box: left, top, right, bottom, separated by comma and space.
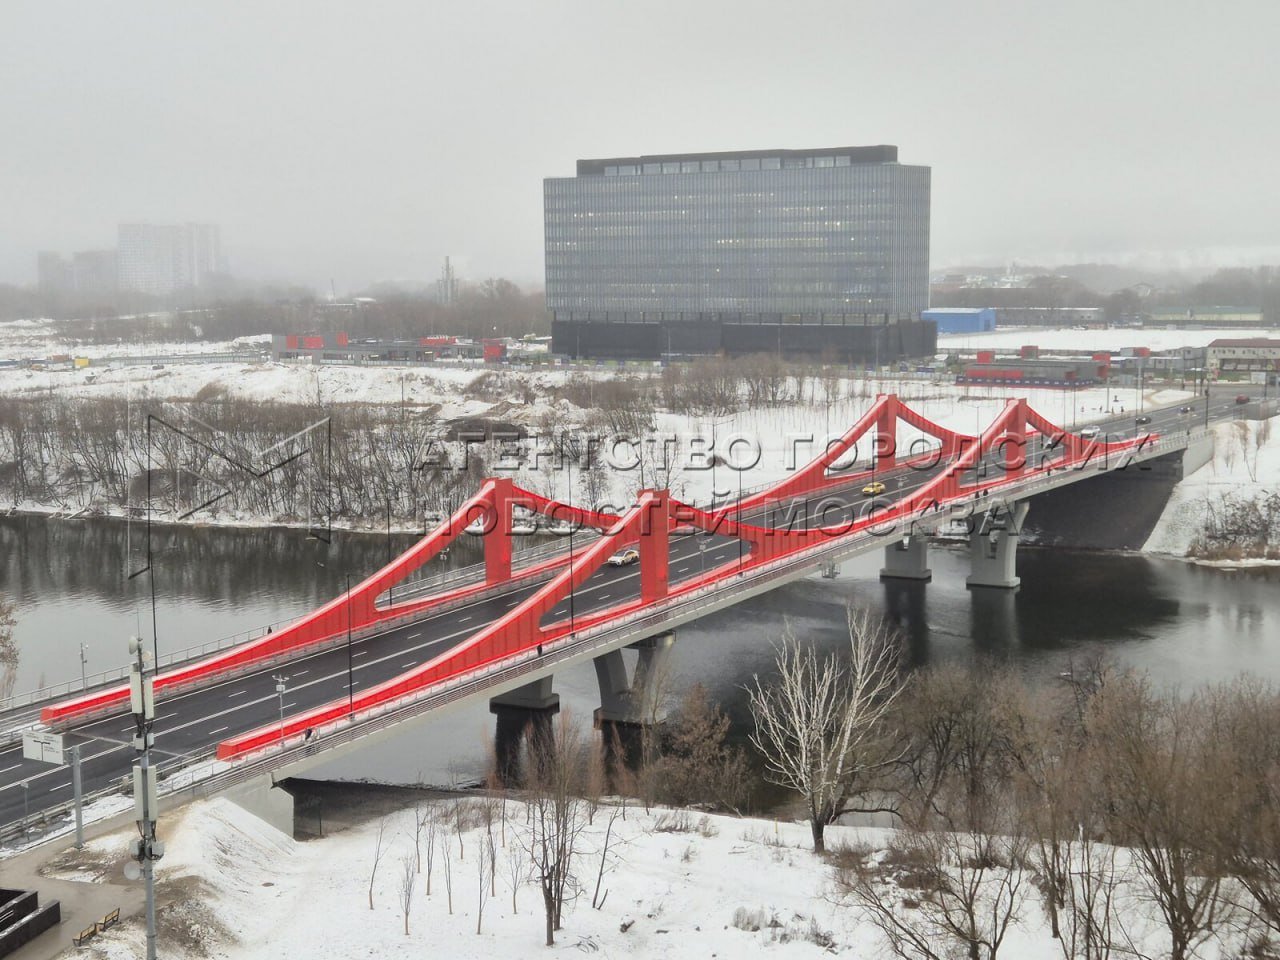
228, 690, 247, 698
209, 726, 229, 735
459, 616, 473, 623
353, 650, 368, 657
292, 670, 309, 677
0, 763, 20, 775
408, 633, 421, 640
676, 565, 689, 572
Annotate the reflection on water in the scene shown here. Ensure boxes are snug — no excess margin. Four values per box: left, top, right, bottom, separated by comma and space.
2, 515, 1278, 784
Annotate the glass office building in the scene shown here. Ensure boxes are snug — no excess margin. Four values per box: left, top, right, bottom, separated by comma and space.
544, 145, 932, 360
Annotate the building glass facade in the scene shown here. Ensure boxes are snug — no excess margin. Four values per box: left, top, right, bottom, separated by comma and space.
544, 146, 930, 322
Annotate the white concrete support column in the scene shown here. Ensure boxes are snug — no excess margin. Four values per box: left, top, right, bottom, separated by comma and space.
966, 502, 1029, 590
593, 632, 676, 727
879, 535, 932, 582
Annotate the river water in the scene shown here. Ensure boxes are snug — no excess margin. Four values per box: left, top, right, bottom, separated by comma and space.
2, 515, 1277, 784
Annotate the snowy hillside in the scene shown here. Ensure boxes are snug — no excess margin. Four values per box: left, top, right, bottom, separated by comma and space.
1145, 415, 1280, 560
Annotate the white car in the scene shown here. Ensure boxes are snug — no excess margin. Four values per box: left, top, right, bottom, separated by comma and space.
607, 547, 640, 567
1079, 426, 1101, 440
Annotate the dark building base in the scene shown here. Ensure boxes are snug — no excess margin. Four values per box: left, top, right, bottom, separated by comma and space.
552, 317, 937, 364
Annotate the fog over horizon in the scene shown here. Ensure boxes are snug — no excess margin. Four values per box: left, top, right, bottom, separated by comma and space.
2, 0, 1277, 294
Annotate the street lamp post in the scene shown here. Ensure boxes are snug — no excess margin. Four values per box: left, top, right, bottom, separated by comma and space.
79, 642, 87, 691
274, 674, 288, 746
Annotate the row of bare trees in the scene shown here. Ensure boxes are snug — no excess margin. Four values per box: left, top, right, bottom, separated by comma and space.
749, 610, 1280, 959
0, 395, 487, 524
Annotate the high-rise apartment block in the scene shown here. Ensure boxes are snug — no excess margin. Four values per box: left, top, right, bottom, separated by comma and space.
117, 223, 222, 295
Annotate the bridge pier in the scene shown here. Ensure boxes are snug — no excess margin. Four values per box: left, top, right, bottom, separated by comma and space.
489, 677, 560, 784
593, 633, 675, 764
966, 502, 1029, 590
879, 535, 932, 582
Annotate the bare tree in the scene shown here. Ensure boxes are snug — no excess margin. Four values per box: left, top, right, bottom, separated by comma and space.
747, 608, 904, 852
441, 839, 454, 915
1087, 675, 1230, 960
0, 596, 18, 701
476, 833, 490, 935
367, 818, 388, 911
651, 682, 751, 813
522, 712, 590, 946
591, 804, 623, 910
422, 809, 438, 896
450, 796, 469, 861
398, 853, 416, 935
504, 838, 527, 915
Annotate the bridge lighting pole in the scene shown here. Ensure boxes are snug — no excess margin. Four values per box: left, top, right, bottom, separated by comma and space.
274, 675, 288, 746
79, 642, 87, 691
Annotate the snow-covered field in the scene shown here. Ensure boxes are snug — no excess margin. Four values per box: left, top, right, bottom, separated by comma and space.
939, 324, 1279, 353
0, 317, 271, 360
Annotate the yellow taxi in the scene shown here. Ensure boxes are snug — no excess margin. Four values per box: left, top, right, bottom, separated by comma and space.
861, 480, 886, 497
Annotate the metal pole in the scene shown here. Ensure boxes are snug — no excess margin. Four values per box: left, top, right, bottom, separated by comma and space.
129, 636, 160, 960
79, 642, 87, 691
275, 675, 287, 745
70, 744, 83, 849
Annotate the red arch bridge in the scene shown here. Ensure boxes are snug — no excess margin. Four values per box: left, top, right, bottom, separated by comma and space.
0, 393, 1222, 836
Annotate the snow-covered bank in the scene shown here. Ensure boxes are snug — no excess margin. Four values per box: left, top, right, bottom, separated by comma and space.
71, 796, 1057, 960
1145, 415, 1280, 561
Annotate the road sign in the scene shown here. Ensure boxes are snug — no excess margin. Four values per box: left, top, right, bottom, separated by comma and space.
22, 731, 65, 765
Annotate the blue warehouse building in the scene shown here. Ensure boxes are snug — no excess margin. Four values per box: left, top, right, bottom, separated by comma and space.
924, 307, 996, 335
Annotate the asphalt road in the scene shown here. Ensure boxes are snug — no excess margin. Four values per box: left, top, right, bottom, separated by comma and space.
0, 387, 1260, 829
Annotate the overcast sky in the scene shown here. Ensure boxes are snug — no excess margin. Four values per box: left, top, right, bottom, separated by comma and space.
2, 1, 1276, 292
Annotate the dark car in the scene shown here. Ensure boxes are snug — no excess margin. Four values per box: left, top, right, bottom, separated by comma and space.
1135, 415, 1152, 425
1236, 394, 1250, 404
1179, 406, 1194, 414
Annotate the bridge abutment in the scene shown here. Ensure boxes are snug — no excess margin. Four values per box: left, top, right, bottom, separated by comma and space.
966, 502, 1029, 590
879, 535, 932, 582
225, 774, 297, 837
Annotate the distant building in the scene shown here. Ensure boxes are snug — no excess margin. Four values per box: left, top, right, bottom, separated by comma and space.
923, 307, 996, 335
36, 251, 74, 295
1207, 337, 1280, 379
37, 249, 118, 300
544, 145, 933, 362
72, 250, 118, 299
117, 223, 222, 295
959, 355, 1107, 388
